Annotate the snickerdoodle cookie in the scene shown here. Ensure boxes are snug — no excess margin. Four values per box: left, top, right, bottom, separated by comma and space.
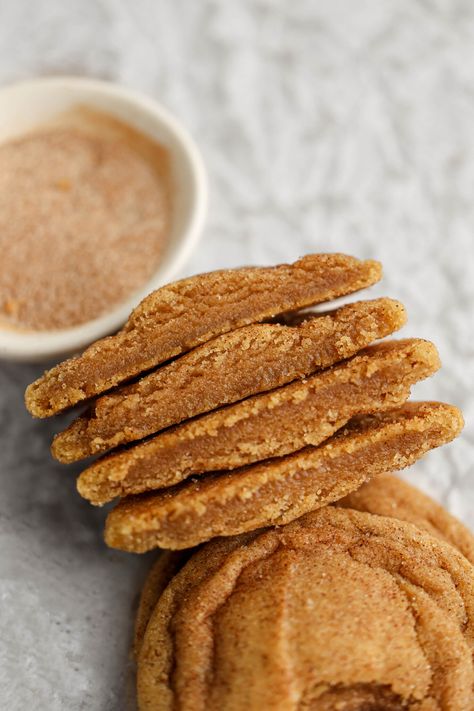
340, 473, 474, 564
133, 551, 189, 657
105, 402, 463, 551
26, 254, 381, 417
78, 338, 438, 505
137, 506, 474, 710
52, 298, 404, 463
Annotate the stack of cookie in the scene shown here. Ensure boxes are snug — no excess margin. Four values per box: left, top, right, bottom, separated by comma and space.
25, 253, 473, 709
25, 253, 463, 553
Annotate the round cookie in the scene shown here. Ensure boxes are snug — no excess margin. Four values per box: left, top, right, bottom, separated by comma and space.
105, 402, 463, 552
26, 253, 381, 417
134, 551, 190, 657
137, 507, 474, 710
339, 473, 474, 564
52, 297, 405, 463
78, 338, 439, 505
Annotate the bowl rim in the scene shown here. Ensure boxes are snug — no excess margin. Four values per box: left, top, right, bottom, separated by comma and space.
0, 75, 208, 362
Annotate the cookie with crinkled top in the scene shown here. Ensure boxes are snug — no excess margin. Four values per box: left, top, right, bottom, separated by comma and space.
25, 253, 381, 417
52, 297, 405, 463
339, 473, 474, 564
105, 402, 464, 552
78, 338, 438, 505
133, 551, 190, 658
136, 506, 474, 711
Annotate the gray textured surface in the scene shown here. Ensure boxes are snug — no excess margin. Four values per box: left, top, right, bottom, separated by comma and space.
1, 1, 473, 709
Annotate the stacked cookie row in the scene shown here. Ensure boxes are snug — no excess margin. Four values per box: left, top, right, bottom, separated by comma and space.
25, 254, 463, 553
134, 475, 474, 710
26, 253, 471, 709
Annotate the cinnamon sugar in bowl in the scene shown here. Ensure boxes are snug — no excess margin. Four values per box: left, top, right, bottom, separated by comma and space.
0, 78, 207, 362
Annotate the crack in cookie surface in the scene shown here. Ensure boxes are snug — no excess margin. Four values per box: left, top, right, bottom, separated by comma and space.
137, 508, 474, 711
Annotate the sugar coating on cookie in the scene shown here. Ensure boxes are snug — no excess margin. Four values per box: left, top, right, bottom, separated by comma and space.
133, 551, 189, 658
137, 507, 474, 710
52, 297, 405, 463
339, 473, 474, 564
25, 253, 382, 417
105, 402, 464, 552
78, 338, 439, 505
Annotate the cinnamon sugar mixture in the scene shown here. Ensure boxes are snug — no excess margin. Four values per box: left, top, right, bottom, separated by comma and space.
0, 108, 171, 331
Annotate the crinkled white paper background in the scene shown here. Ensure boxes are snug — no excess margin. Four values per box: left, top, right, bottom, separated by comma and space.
0, 1, 473, 709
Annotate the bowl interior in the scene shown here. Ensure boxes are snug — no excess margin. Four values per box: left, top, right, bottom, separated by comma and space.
0, 78, 207, 361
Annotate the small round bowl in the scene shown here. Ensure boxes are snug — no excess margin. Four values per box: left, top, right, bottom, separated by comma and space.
0, 77, 208, 362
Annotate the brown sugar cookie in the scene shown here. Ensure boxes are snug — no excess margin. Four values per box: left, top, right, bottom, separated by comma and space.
78, 338, 439, 505
25, 254, 381, 417
137, 533, 260, 710
339, 473, 474, 564
136, 507, 474, 711
52, 297, 405, 463
133, 551, 189, 658
105, 402, 464, 552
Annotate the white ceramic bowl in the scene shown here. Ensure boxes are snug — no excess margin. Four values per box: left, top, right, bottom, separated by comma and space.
0, 77, 208, 362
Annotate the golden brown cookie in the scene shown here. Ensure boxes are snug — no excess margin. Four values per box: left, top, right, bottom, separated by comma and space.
52, 297, 405, 463
25, 254, 381, 417
339, 473, 474, 564
133, 551, 189, 658
137, 507, 474, 710
78, 338, 439, 505
105, 402, 463, 552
